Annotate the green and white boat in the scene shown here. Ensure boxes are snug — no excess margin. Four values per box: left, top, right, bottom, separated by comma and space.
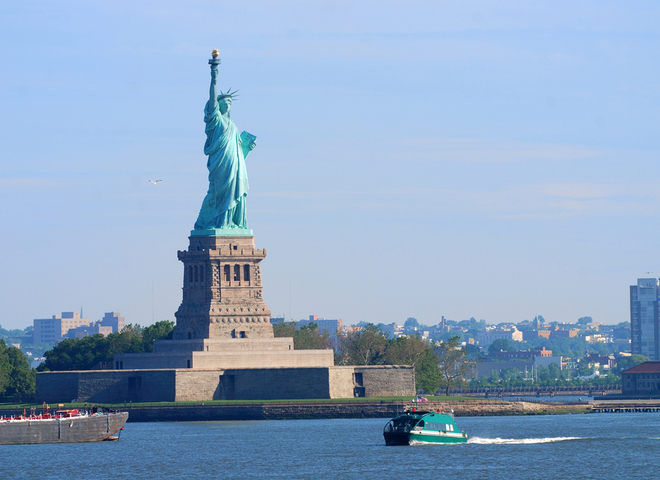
383, 405, 467, 445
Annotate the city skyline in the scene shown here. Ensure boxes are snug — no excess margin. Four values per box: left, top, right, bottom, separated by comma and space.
2, 1, 659, 329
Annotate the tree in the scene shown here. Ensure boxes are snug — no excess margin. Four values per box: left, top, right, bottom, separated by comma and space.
0, 340, 36, 400
5, 347, 35, 400
614, 354, 650, 375
436, 336, 476, 396
337, 324, 387, 365
577, 316, 593, 325
488, 339, 514, 354
39, 324, 167, 372
141, 321, 174, 351
272, 321, 331, 350
273, 321, 297, 338
547, 362, 561, 381
404, 318, 419, 328
293, 322, 331, 350
383, 336, 441, 394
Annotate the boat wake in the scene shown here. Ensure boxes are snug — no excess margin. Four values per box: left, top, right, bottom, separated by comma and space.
468, 436, 583, 445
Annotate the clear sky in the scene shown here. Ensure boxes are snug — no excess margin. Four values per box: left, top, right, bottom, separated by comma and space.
1, 1, 659, 330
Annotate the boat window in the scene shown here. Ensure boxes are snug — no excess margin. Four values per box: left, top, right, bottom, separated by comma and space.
449, 424, 454, 431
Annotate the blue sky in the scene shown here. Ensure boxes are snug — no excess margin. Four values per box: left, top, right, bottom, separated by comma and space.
1, 1, 659, 329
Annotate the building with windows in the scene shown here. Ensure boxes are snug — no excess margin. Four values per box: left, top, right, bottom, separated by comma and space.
630, 278, 660, 360
33, 312, 90, 344
298, 315, 343, 336
477, 326, 523, 347
98, 312, 125, 333
622, 361, 660, 394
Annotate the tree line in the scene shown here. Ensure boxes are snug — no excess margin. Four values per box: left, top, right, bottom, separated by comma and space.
0, 340, 36, 401
37, 321, 174, 372
274, 322, 475, 395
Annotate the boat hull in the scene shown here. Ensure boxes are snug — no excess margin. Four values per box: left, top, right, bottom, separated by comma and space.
384, 431, 468, 445
0, 412, 128, 445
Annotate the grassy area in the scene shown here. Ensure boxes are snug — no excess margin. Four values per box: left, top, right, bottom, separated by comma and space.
0, 395, 479, 410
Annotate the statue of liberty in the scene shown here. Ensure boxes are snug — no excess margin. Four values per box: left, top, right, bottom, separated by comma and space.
194, 49, 256, 234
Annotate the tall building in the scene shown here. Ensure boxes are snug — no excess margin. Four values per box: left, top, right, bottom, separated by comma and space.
630, 278, 660, 360
99, 312, 125, 333
33, 311, 90, 344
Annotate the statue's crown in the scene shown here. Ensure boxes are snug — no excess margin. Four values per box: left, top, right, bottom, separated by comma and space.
217, 88, 239, 100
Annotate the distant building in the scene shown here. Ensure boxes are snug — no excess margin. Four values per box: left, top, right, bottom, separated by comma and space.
34, 311, 124, 343
298, 315, 343, 336
622, 361, 660, 394
342, 326, 363, 335
630, 278, 660, 360
98, 312, 125, 333
379, 323, 403, 338
33, 312, 90, 344
550, 329, 578, 339
522, 330, 551, 341
65, 323, 113, 339
478, 326, 523, 347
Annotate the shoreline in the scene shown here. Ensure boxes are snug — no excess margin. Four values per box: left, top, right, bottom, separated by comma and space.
0, 400, 590, 422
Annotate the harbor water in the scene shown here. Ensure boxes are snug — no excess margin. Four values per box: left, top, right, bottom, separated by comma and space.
1, 412, 659, 479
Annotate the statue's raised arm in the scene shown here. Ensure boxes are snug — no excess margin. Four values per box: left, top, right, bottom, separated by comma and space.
209, 64, 219, 110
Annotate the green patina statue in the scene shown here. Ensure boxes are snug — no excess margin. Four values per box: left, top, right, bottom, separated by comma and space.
193, 49, 257, 235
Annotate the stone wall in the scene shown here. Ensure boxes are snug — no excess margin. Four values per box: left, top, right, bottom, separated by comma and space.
328, 367, 355, 398
116, 347, 334, 370
35, 370, 177, 404
355, 366, 415, 397
36, 365, 414, 403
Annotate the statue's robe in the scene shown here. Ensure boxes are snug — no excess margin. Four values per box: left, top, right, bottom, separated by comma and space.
194, 100, 249, 230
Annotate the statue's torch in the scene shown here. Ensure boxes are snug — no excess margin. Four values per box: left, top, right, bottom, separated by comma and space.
209, 49, 221, 66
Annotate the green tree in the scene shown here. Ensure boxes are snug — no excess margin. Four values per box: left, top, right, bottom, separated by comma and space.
272, 321, 331, 350
0, 341, 12, 395
614, 354, 650, 375
383, 336, 441, 394
547, 362, 561, 381
501, 367, 522, 385
294, 322, 331, 350
0, 340, 36, 400
404, 318, 419, 328
141, 321, 174, 352
337, 324, 387, 365
436, 336, 476, 396
272, 321, 297, 338
39, 324, 164, 372
5, 347, 35, 400
488, 339, 514, 354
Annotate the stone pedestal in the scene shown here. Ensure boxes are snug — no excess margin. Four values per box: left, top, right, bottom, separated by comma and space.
172, 235, 273, 340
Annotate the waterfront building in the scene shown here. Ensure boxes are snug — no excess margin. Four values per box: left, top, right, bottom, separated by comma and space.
630, 278, 660, 360
622, 361, 660, 394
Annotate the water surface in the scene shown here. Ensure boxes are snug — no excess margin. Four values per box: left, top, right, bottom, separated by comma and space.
1, 413, 657, 479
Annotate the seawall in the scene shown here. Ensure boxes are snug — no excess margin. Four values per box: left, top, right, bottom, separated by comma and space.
0, 400, 590, 422
113, 400, 591, 422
